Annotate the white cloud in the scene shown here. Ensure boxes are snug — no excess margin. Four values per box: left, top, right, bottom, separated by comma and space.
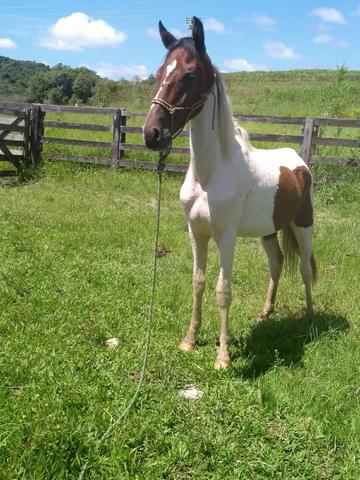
313, 34, 332, 44
355, 4, 360, 15
93, 62, 149, 80
223, 58, 267, 72
203, 17, 226, 33
311, 7, 346, 25
264, 41, 299, 59
40, 12, 126, 51
0, 38, 16, 49
313, 34, 348, 48
253, 14, 276, 30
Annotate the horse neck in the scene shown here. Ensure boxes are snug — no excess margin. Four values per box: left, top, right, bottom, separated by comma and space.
189, 78, 238, 185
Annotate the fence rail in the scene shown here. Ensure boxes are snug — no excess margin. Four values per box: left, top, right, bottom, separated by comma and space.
0, 102, 359, 174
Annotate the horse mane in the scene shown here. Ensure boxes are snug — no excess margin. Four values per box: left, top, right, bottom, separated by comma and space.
213, 67, 253, 158
235, 124, 254, 151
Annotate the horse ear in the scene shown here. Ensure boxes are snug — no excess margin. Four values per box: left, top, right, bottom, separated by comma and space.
192, 16, 206, 55
159, 21, 177, 49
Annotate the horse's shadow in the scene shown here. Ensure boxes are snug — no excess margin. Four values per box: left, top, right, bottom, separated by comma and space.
233, 311, 349, 379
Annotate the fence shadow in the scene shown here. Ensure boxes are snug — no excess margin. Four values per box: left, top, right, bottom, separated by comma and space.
234, 311, 349, 379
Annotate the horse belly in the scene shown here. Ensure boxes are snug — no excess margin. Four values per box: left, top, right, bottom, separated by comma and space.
237, 186, 276, 237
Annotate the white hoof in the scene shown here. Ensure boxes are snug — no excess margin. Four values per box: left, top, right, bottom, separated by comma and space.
178, 340, 194, 353
214, 358, 231, 370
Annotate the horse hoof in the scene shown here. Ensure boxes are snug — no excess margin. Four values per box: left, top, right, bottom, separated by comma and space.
214, 358, 231, 370
257, 314, 267, 323
178, 341, 194, 353
258, 305, 274, 322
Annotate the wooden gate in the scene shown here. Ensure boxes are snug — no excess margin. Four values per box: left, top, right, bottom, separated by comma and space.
0, 106, 45, 176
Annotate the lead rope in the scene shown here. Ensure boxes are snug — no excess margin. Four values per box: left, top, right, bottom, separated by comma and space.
78, 152, 167, 480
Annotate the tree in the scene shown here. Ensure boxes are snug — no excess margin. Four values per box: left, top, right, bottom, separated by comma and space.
72, 68, 98, 103
27, 71, 52, 103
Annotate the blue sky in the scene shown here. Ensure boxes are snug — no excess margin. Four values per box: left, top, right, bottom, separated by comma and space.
1, 0, 360, 79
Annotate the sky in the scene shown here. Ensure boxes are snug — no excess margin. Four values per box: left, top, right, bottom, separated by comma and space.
1, 0, 360, 79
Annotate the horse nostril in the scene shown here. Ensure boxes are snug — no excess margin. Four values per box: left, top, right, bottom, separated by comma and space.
144, 123, 170, 150
144, 126, 162, 149
152, 127, 161, 142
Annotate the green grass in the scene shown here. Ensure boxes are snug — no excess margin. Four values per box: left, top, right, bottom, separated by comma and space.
0, 160, 359, 479
1, 68, 360, 479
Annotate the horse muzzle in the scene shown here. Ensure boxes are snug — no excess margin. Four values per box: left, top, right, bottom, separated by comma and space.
143, 125, 171, 151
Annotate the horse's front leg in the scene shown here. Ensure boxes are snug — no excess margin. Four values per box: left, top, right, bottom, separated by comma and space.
214, 229, 236, 370
179, 226, 209, 352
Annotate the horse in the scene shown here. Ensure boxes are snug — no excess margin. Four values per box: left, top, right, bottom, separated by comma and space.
143, 17, 317, 370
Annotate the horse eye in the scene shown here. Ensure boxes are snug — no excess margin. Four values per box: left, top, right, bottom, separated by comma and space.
183, 72, 196, 81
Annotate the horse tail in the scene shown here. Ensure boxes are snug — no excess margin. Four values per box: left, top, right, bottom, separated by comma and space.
281, 225, 318, 284
281, 225, 299, 275
310, 253, 318, 283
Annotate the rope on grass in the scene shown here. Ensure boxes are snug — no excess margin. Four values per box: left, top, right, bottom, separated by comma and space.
78, 152, 167, 480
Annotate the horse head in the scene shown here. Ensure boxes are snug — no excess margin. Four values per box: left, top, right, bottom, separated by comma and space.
143, 17, 215, 151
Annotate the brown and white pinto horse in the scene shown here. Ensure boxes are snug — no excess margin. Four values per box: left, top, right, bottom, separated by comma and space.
143, 17, 317, 370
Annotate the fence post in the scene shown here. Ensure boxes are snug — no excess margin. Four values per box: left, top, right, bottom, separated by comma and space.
120, 109, 127, 161
300, 117, 315, 165
24, 108, 31, 166
37, 108, 45, 165
28, 106, 45, 166
111, 108, 121, 169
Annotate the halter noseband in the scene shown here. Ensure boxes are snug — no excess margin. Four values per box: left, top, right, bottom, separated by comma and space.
151, 94, 210, 141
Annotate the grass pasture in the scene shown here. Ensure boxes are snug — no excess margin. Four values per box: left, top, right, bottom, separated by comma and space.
0, 160, 360, 479
1, 68, 360, 479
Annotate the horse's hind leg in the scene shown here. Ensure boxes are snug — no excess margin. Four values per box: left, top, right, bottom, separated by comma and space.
290, 223, 316, 317
259, 233, 284, 321
179, 227, 209, 352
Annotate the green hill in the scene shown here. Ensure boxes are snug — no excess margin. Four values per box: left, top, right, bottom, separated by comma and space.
90, 66, 360, 119
0, 56, 49, 101
0, 56, 100, 105
1, 55, 360, 119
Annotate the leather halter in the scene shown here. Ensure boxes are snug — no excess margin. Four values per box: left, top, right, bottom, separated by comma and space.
150, 74, 217, 144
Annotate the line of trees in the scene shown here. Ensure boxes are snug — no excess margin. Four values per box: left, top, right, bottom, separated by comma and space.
0, 56, 100, 104
0, 55, 157, 108
26, 64, 99, 104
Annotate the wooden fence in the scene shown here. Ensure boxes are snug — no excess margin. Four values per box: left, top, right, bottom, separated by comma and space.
0, 105, 44, 175
0, 101, 359, 174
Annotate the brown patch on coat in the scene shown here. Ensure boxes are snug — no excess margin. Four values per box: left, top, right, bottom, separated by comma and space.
273, 166, 313, 230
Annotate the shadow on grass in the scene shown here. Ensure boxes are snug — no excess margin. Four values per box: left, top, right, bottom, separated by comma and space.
0, 166, 42, 188
235, 311, 349, 379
